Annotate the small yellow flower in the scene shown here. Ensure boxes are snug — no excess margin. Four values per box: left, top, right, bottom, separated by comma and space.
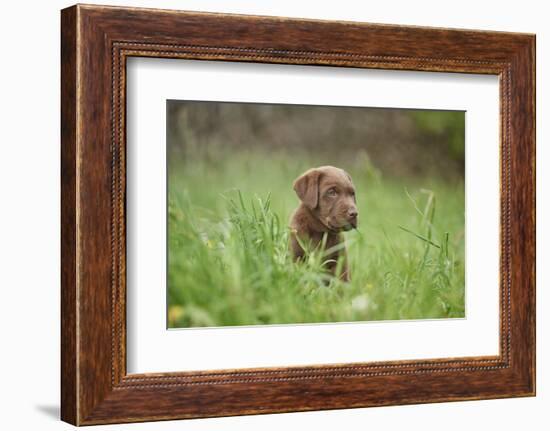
168, 305, 185, 326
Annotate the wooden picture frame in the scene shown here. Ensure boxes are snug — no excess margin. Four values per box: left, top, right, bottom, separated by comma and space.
61, 4, 535, 425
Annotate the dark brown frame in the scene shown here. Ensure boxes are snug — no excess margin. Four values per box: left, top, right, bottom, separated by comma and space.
61, 4, 536, 426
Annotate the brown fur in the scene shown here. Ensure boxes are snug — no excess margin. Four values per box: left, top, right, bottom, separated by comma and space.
289, 166, 358, 281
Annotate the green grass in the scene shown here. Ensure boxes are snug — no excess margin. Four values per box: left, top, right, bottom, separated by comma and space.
167, 149, 465, 328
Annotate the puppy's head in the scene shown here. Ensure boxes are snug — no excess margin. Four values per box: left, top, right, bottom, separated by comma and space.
293, 166, 358, 232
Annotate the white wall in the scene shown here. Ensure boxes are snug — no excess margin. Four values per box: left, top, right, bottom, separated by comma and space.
0, 0, 546, 429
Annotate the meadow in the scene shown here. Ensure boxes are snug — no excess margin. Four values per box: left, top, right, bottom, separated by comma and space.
167, 148, 465, 328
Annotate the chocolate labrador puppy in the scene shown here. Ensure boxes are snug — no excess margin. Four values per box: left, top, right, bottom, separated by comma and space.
289, 166, 358, 281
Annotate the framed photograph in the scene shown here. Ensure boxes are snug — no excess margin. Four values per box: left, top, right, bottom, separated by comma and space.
61, 4, 535, 425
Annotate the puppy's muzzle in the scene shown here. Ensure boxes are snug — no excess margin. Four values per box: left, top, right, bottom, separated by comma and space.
347, 209, 358, 229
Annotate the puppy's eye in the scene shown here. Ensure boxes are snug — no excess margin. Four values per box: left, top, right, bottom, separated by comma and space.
326, 188, 338, 197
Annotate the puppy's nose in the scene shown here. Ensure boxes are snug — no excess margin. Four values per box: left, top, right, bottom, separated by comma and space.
348, 209, 358, 219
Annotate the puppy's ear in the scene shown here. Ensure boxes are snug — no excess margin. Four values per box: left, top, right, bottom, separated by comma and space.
293, 169, 321, 209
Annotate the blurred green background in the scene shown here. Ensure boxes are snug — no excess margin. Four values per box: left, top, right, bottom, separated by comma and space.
167, 101, 465, 328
